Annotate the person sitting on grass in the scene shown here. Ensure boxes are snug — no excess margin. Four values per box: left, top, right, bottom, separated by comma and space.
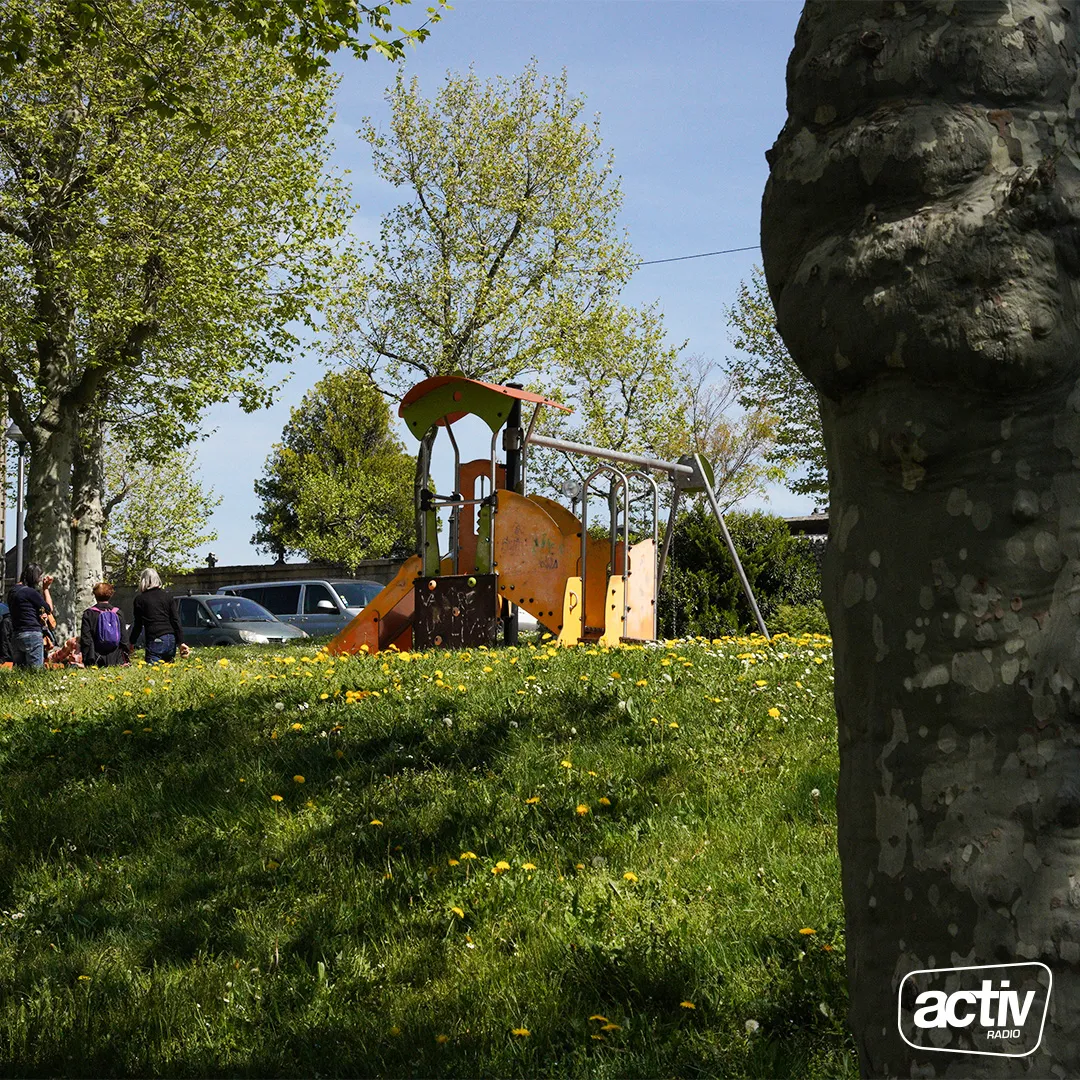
80, 581, 131, 667
7, 564, 55, 669
129, 567, 189, 665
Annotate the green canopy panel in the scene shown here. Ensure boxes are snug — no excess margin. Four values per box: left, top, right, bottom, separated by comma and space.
398, 376, 571, 439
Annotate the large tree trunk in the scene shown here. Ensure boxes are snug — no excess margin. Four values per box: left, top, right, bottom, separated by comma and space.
71, 412, 106, 616
762, 2, 1080, 1075
25, 407, 76, 637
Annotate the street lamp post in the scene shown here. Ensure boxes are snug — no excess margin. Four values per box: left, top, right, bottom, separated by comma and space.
5, 423, 28, 584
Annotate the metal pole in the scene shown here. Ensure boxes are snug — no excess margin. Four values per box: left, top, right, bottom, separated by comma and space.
657, 486, 681, 588
525, 432, 693, 477
698, 455, 769, 640
15, 445, 25, 584
502, 384, 523, 645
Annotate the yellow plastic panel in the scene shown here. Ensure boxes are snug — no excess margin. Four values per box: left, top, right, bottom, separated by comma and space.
558, 576, 584, 646
623, 538, 657, 642
599, 576, 626, 649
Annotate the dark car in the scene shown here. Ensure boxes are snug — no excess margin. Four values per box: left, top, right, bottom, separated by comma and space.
177, 594, 309, 646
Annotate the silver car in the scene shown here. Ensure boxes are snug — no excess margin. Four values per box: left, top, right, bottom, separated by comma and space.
177, 594, 309, 646
216, 579, 384, 636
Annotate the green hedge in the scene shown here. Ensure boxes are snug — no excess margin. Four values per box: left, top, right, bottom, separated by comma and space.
659, 505, 823, 637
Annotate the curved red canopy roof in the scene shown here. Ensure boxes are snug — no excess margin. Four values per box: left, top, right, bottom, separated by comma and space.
398, 375, 571, 438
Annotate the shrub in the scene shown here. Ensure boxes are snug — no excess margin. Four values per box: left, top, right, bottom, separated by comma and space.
660, 505, 822, 637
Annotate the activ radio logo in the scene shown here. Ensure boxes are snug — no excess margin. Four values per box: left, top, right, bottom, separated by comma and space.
897, 962, 1052, 1058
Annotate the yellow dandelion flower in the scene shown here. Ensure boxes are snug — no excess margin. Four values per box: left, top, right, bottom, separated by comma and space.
78, 975, 91, 981
589, 1014, 609, 1022
579, 674, 589, 681
448, 858, 460, 866
291, 722, 303, 731
561, 760, 573, 768
521, 862, 537, 871
435, 1034, 449, 1045
799, 927, 816, 935
599, 797, 611, 806
512, 1027, 531, 1037
669, 721, 679, 729
319, 693, 329, 700
460, 851, 477, 860
389, 1025, 401, 1036
293, 775, 305, 784
122, 729, 132, 735
609, 672, 621, 679
267, 860, 280, 870
680, 1001, 695, 1009
600, 1022, 621, 1031
768, 707, 781, 719
591, 1034, 605, 1041
217, 658, 229, 667
525, 796, 540, 805
270, 794, 283, 802
451, 906, 464, 919
635, 679, 648, 687
576, 804, 590, 816
370, 819, 383, 826
575, 862, 585, 869
588, 770, 597, 776
623, 871, 638, 882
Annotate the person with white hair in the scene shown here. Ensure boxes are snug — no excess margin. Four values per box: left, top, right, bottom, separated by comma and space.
129, 567, 189, 664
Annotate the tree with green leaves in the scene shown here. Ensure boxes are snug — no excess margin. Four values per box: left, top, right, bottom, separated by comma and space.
0, 0, 349, 626
326, 61, 682, 532
101, 445, 220, 586
0, 0, 447, 96
725, 268, 825, 501
676, 353, 787, 512
253, 369, 414, 567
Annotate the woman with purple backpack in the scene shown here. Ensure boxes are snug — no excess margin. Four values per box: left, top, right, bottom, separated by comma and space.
79, 582, 131, 667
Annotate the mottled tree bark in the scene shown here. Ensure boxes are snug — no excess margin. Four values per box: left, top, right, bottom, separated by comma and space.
72, 412, 107, 617
763, 2, 1080, 1075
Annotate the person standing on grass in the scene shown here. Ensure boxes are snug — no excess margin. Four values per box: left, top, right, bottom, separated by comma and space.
7, 563, 55, 669
129, 568, 189, 665
80, 582, 131, 667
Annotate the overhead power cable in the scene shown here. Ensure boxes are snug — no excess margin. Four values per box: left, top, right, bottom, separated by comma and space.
636, 244, 760, 266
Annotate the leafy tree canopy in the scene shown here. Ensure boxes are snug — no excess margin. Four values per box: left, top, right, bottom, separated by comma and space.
253, 369, 414, 566
0, 0, 448, 118
102, 444, 220, 586
326, 61, 638, 394
725, 268, 826, 501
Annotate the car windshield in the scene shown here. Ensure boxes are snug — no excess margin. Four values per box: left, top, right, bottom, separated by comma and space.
206, 597, 277, 623
331, 581, 382, 608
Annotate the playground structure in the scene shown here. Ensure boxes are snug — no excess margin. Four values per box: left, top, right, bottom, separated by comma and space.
326, 376, 767, 657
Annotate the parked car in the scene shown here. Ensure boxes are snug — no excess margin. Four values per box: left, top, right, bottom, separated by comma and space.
177, 594, 309, 646
215, 579, 384, 636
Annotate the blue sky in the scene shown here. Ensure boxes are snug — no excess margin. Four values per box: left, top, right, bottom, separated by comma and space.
196, 0, 805, 566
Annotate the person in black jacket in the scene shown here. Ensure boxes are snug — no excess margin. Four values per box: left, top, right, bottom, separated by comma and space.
129, 568, 189, 664
80, 581, 131, 667
7, 564, 55, 669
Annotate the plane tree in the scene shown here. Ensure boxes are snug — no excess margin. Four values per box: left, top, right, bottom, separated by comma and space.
762, 2, 1080, 1074
0, 0, 349, 625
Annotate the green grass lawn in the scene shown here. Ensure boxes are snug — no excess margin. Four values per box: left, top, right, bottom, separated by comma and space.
0, 633, 855, 1078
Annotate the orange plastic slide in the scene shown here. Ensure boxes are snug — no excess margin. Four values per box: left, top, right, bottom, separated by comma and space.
325, 555, 421, 656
